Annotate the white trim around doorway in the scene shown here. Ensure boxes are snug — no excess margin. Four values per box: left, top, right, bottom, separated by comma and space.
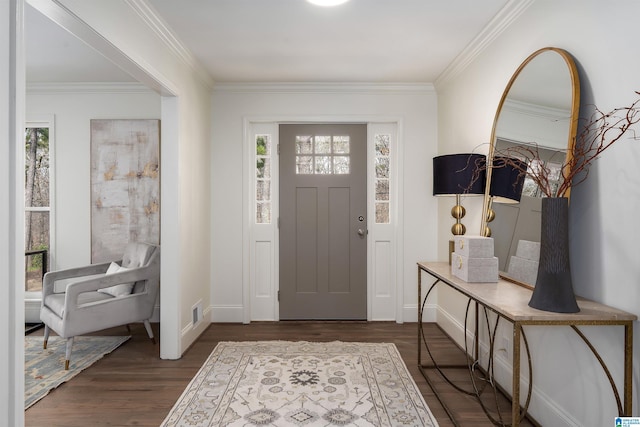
240, 116, 404, 323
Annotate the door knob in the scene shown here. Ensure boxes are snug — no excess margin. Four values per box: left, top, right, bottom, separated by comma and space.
357, 228, 366, 237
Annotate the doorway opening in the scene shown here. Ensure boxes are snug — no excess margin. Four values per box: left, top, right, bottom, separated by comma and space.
279, 124, 367, 320
246, 120, 400, 323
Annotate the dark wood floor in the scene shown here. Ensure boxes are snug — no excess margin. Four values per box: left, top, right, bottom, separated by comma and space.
25, 322, 535, 427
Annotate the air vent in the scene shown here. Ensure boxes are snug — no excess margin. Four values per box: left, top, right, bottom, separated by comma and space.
192, 300, 203, 326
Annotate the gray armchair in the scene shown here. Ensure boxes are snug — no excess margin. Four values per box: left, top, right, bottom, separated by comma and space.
40, 242, 160, 369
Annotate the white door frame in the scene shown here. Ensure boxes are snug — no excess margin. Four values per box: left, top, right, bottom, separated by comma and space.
243, 116, 404, 323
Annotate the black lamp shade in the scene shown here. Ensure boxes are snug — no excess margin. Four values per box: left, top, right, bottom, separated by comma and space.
489, 156, 526, 203
433, 153, 486, 196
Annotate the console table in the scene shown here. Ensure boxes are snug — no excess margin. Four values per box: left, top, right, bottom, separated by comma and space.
417, 261, 636, 427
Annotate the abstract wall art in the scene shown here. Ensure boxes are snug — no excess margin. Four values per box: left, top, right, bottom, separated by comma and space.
90, 119, 160, 262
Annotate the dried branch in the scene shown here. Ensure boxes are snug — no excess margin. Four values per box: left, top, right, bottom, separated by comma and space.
473, 91, 640, 198
558, 96, 640, 196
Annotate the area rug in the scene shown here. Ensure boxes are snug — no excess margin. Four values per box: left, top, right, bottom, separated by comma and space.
25, 335, 130, 409
161, 341, 439, 427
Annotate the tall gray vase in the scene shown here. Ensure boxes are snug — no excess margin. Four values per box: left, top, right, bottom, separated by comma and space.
528, 197, 580, 313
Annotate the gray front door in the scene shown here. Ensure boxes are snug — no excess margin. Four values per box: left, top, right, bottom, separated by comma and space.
279, 124, 367, 320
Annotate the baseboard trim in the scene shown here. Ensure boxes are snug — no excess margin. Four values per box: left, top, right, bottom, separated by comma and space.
435, 305, 469, 347
209, 304, 245, 323
404, 303, 438, 322
210, 304, 432, 324
181, 305, 212, 350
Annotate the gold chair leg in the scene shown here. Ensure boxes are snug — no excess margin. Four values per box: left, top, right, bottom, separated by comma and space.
43, 339, 48, 349
64, 337, 74, 370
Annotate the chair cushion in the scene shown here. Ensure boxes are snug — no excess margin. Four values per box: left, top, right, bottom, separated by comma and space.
45, 291, 113, 317
121, 243, 155, 268
97, 262, 135, 297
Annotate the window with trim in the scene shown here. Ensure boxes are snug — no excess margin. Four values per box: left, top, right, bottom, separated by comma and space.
522, 159, 562, 197
295, 135, 350, 175
256, 134, 272, 224
25, 126, 51, 292
375, 134, 391, 223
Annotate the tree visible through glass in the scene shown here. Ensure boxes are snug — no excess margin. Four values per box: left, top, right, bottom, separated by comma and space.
25, 127, 50, 292
375, 134, 390, 223
256, 134, 272, 224
295, 135, 350, 175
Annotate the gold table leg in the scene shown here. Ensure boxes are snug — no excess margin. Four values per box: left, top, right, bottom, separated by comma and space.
512, 323, 522, 427
624, 322, 633, 416
417, 265, 422, 365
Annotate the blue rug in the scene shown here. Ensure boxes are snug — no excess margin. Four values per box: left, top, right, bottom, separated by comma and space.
25, 335, 130, 409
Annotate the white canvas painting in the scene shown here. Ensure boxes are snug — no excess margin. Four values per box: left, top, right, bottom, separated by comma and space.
90, 119, 160, 262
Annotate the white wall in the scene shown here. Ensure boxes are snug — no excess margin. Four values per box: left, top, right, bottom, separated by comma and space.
26, 84, 161, 269
210, 84, 438, 323
436, 0, 640, 425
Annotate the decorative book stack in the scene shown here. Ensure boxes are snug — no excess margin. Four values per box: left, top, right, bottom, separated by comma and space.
451, 236, 498, 282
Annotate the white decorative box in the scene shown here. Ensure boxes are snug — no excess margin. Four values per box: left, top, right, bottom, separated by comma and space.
507, 256, 539, 285
515, 240, 540, 262
454, 236, 495, 259
451, 253, 499, 283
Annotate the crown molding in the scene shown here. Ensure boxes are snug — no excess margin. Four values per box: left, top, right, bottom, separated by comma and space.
503, 98, 570, 121
28, 0, 178, 96
213, 82, 435, 94
26, 82, 154, 94
124, 0, 215, 90
435, 0, 534, 88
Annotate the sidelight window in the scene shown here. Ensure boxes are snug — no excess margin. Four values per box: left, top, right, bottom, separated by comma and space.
374, 134, 390, 223
256, 134, 272, 224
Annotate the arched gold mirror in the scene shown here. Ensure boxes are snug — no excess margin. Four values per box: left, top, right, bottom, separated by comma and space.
481, 47, 580, 288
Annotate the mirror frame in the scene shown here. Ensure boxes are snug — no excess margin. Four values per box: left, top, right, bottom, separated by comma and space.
481, 47, 581, 288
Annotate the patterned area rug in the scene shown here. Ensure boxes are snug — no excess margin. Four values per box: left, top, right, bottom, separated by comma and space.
25, 335, 130, 409
161, 341, 439, 427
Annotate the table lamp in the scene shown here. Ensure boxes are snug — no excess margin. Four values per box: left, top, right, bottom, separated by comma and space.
483, 156, 526, 237
433, 153, 486, 263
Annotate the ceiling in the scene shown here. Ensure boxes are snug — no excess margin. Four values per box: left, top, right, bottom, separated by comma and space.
26, 0, 511, 84
25, 3, 136, 83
